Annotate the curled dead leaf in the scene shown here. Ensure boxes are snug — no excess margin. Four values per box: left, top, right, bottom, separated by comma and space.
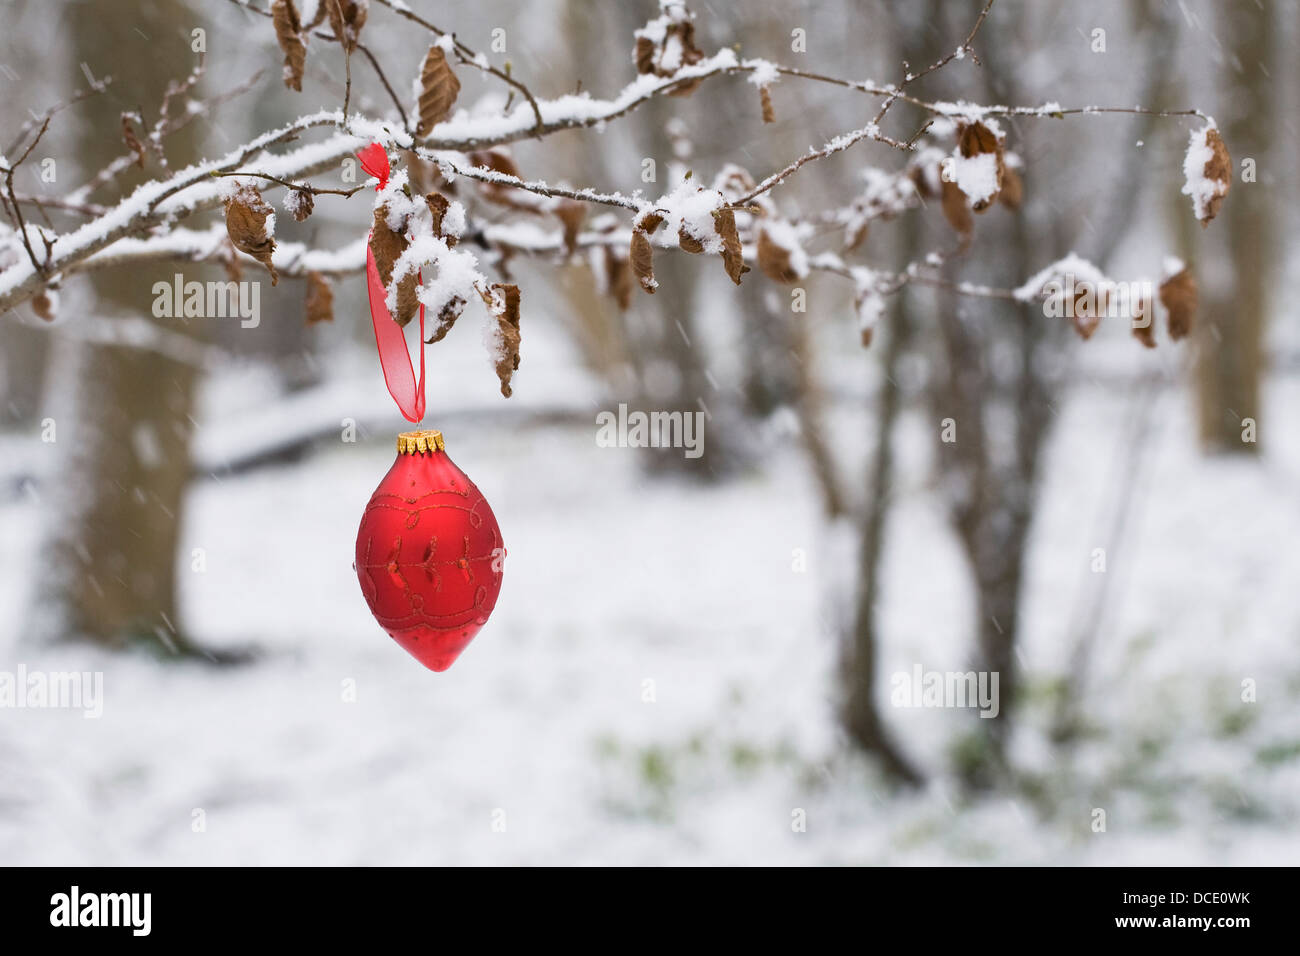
1159, 268, 1197, 340
630, 229, 656, 294
633, 11, 705, 96
121, 112, 145, 168
956, 120, 1006, 213
958, 121, 1000, 159
304, 271, 334, 325
272, 0, 307, 92
224, 186, 278, 284
940, 179, 973, 237
603, 246, 632, 310
634, 36, 656, 74
425, 295, 466, 345
32, 291, 56, 322
327, 0, 367, 53
1132, 292, 1156, 348
712, 207, 748, 285
286, 188, 314, 222
416, 44, 461, 138
426, 191, 454, 245
999, 167, 1023, 210
1198, 127, 1231, 226
466, 148, 550, 213
555, 200, 586, 256
757, 228, 798, 283
1069, 284, 1108, 340
677, 224, 705, 254
480, 283, 521, 397
846, 221, 869, 251
369, 204, 419, 325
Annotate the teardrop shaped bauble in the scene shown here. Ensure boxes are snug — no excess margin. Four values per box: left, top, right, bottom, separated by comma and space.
354, 430, 505, 671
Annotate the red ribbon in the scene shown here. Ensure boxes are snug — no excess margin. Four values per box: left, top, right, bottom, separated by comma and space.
359, 143, 426, 423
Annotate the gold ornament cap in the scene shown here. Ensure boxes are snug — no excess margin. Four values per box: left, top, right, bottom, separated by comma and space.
397, 429, 445, 455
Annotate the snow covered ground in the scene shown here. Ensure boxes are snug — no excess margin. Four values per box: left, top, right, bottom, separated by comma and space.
1, 319, 1298, 866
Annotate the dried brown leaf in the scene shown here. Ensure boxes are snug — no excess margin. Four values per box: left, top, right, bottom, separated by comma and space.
667, 76, 703, 98
288, 188, 314, 222
637, 212, 664, 234
369, 203, 419, 325
957, 121, 1006, 212
1198, 127, 1231, 226
121, 112, 146, 168
426, 191, 453, 244
678, 225, 705, 254
634, 35, 657, 74
272, 0, 307, 92
326, 0, 367, 53
416, 44, 461, 138
958, 121, 1000, 158
224, 186, 279, 284
555, 200, 586, 255
467, 148, 549, 213
425, 296, 465, 345
630, 229, 656, 294
1159, 268, 1197, 341
468, 148, 520, 180
757, 228, 798, 283
604, 247, 632, 310
32, 291, 56, 322
1132, 292, 1156, 348
304, 271, 334, 324
940, 179, 973, 237
999, 167, 1023, 210
481, 283, 521, 397
1067, 284, 1108, 340
846, 221, 869, 251
712, 207, 748, 285
634, 15, 705, 96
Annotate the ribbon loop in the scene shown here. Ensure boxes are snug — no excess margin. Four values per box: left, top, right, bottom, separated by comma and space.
360, 143, 426, 423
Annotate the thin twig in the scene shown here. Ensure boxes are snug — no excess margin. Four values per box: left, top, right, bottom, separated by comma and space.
733, 121, 905, 206
3, 76, 112, 157
356, 43, 410, 131
332, 0, 353, 121
371, 0, 545, 133
2, 116, 55, 274
209, 169, 365, 197
411, 147, 645, 212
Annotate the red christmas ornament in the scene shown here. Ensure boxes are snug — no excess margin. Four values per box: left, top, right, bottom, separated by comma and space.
354, 430, 505, 671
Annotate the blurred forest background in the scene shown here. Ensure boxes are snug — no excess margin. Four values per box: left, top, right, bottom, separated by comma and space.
1, 0, 1297, 864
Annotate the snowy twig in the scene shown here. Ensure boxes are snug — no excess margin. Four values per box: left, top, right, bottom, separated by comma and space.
412, 147, 647, 213
370, 0, 545, 133
208, 170, 366, 198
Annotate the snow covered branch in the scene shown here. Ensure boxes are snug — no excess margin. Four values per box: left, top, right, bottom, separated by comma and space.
1, 0, 1222, 363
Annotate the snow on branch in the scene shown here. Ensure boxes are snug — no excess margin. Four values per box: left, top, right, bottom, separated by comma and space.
2, 0, 1223, 368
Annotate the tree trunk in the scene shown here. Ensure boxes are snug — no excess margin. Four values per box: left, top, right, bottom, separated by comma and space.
841, 294, 922, 785
31, 1, 212, 655
1195, 2, 1274, 453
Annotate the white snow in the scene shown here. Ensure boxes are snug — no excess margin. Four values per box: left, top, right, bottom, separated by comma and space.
1181, 121, 1227, 221
947, 151, 1000, 207
4, 335, 1299, 864
744, 59, 781, 88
